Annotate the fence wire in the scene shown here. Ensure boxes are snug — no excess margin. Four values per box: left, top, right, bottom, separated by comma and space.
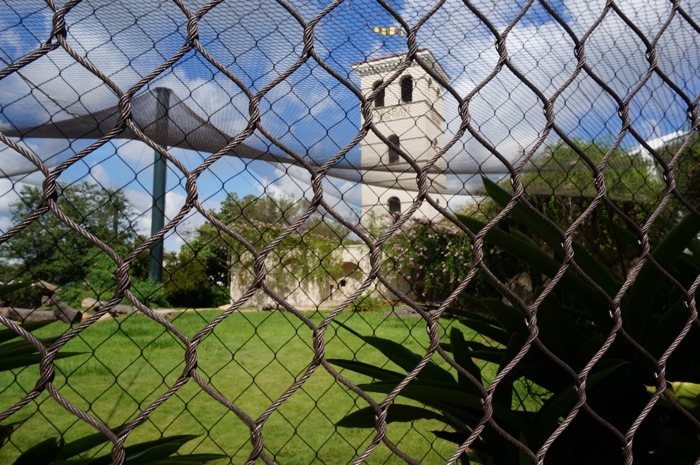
0, 1, 699, 464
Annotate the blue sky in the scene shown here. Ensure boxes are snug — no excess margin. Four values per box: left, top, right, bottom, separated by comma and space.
1, 0, 698, 251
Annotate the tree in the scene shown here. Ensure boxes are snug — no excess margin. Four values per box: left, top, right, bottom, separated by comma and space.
521, 137, 663, 200
1, 183, 136, 281
661, 131, 700, 212
165, 192, 350, 308
476, 138, 666, 274
0, 182, 151, 307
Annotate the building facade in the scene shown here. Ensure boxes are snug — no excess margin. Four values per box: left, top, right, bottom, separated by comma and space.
231, 50, 449, 308
353, 50, 449, 224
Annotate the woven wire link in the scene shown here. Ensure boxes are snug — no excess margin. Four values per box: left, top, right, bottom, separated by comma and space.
0, 1, 698, 464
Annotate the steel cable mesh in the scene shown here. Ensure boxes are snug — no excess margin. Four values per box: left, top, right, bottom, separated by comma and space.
0, 1, 698, 464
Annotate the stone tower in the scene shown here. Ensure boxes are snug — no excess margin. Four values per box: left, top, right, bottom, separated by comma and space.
353, 49, 449, 224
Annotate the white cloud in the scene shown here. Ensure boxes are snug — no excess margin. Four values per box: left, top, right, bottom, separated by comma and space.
124, 185, 219, 252
85, 163, 110, 187
0, 0, 696, 200
0, 179, 21, 234
256, 163, 362, 223
112, 140, 152, 167
0, 0, 696, 259
395, 0, 698, 171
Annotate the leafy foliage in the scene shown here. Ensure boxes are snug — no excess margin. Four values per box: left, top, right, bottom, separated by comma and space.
366, 214, 495, 306
333, 177, 700, 465
522, 138, 663, 201
59, 250, 168, 309
8, 432, 223, 465
165, 192, 349, 308
164, 254, 227, 308
0, 183, 157, 308
1, 183, 136, 284
662, 131, 700, 213
475, 139, 667, 275
380, 217, 473, 302
368, 139, 667, 304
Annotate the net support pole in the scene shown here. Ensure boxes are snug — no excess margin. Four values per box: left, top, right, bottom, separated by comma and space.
150, 87, 170, 283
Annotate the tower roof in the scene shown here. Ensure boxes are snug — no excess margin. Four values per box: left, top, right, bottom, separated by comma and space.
352, 49, 450, 83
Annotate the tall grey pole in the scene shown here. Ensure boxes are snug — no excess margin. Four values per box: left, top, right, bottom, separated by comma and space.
150, 87, 170, 283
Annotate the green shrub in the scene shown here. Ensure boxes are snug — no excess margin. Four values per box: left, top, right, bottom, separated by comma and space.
59, 253, 169, 309
373, 216, 498, 305
163, 256, 228, 308
350, 295, 385, 312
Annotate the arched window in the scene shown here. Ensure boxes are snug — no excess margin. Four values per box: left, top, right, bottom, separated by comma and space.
388, 134, 400, 164
400, 75, 413, 103
388, 196, 401, 221
372, 80, 385, 108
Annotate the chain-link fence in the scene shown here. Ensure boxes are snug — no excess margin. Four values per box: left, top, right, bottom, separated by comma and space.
1, 1, 699, 464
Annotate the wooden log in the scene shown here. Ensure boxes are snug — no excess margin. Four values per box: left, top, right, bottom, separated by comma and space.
0, 307, 57, 323
53, 303, 82, 324
81, 298, 100, 309
40, 295, 60, 307
34, 280, 59, 293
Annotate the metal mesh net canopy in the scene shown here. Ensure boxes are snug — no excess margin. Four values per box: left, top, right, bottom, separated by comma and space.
0, 1, 700, 465
1, 0, 697, 194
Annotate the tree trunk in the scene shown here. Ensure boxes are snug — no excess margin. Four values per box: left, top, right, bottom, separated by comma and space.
0, 304, 82, 324
34, 280, 59, 293
0, 307, 57, 323
40, 295, 60, 307
53, 303, 82, 324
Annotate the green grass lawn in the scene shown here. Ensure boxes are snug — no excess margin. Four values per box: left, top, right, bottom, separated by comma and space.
0, 309, 494, 464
